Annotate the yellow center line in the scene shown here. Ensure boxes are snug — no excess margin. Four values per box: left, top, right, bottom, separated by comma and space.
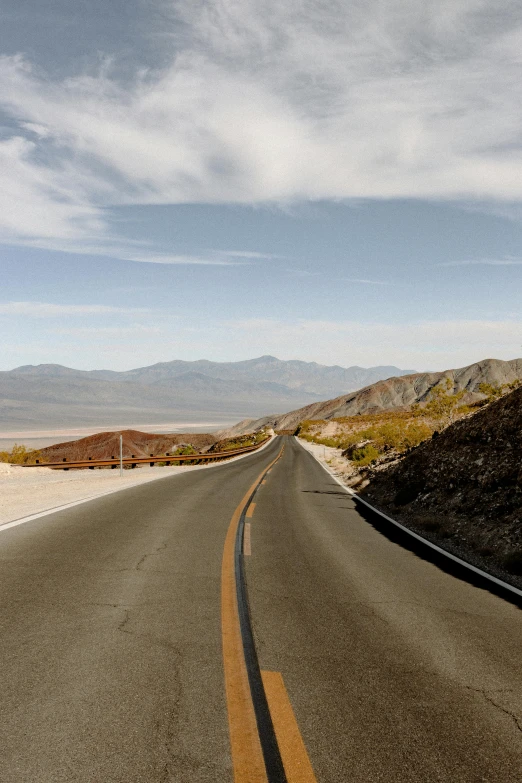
246, 502, 256, 518
261, 671, 318, 783
244, 523, 252, 556
221, 445, 284, 782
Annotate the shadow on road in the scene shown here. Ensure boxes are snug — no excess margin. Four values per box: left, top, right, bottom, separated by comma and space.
302, 477, 522, 609
352, 496, 522, 610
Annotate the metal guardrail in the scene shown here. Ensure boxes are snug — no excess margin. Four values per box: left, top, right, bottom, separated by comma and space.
22, 437, 271, 470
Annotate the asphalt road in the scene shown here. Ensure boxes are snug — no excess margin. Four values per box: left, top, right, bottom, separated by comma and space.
1, 435, 522, 781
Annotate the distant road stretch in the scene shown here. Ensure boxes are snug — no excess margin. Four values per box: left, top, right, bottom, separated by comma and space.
1, 436, 521, 782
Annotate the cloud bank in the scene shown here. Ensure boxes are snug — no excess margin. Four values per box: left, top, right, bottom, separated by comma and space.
1, 1, 522, 255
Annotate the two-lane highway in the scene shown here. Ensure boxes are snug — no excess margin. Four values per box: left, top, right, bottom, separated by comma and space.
1, 435, 522, 781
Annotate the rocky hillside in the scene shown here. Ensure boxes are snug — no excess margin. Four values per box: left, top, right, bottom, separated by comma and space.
222, 358, 522, 436
38, 430, 218, 462
360, 386, 522, 584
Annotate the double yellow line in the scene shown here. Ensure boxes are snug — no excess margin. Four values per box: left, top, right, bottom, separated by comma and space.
221, 443, 317, 782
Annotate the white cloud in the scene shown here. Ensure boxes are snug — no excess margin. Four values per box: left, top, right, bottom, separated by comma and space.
0, 301, 148, 317
1, 2, 522, 253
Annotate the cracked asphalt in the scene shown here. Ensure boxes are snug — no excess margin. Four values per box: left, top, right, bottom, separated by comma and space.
246, 437, 522, 781
0, 439, 281, 782
1, 435, 522, 781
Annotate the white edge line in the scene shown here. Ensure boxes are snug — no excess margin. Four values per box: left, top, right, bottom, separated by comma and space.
295, 437, 522, 600
0, 434, 277, 534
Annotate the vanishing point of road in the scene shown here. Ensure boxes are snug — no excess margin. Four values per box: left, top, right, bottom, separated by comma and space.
1, 436, 521, 781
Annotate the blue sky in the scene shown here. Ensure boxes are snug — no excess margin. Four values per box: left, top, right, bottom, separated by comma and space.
1, 0, 521, 371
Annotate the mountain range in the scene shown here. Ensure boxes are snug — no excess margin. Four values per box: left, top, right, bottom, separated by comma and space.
221, 358, 522, 435
0, 356, 414, 431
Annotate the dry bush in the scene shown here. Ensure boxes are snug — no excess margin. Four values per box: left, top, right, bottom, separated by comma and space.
351, 444, 380, 466
0, 444, 41, 465
300, 412, 433, 460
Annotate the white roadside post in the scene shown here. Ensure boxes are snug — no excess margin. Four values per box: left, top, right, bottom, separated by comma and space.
120, 434, 123, 477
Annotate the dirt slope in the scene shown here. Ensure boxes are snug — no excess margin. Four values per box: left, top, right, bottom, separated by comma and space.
360, 386, 522, 583
221, 357, 522, 436
38, 430, 217, 462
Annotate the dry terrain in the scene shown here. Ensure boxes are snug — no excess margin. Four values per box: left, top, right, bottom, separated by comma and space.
1, 356, 412, 430
37, 429, 218, 462
223, 357, 522, 435
0, 432, 274, 525
359, 386, 522, 586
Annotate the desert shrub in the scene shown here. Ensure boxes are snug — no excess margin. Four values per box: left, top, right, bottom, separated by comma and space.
478, 382, 504, 401
0, 444, 41, 465
299, 410, 434, 458
353, 421, 432, 453
479, 380, 521, 403
174, 445, 197, 456
351, 444, 380, 466
425, 379, 465, 426
401, 421, 433, 449
213, 431, 267, 452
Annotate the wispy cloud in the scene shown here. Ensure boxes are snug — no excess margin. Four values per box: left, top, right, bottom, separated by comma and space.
439, 256, 522, 267
1, 2, 522, 254
5, 238, 250, 265
0, 301, 148, 317
50, 325, 163, 336
122, 252, 245, 265
213, 250, 280, 259
343, 278, 390, 285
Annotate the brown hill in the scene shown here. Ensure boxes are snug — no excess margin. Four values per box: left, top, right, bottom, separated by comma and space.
360, 386, 522, 585
38, 430, 217, 462
221, 358, 522, 436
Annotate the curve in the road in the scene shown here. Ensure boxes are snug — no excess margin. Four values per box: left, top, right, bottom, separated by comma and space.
221, 440, 317, 783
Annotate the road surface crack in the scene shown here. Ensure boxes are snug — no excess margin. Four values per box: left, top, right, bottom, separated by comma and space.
136, 541, 167, 571
465, 686, 522, 734
118, 608, 131, 632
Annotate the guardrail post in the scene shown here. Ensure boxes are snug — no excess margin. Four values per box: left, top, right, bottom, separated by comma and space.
150, 453, 154, 467
131, 454, 136, 469
89, 456, 94, 470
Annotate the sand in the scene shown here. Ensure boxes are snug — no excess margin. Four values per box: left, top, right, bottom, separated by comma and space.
0, 434, 275, 526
